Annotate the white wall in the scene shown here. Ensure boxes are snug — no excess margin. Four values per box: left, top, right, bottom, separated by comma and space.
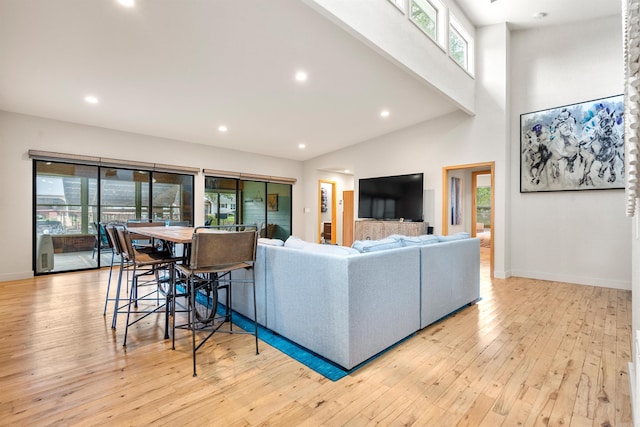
303, 23, 511, 277
0, 111, 303, 281
303, 17, 631, 290
303, 0, 476, 113
510, 15, 630, 289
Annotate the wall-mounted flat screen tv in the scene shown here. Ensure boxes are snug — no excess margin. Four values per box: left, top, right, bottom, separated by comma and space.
358, 173, 424, 222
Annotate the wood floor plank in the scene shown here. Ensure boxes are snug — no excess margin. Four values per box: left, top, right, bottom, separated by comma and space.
0, 248, 632, 426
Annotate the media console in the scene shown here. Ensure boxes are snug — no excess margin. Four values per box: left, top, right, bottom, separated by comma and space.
354, 220, 429, 241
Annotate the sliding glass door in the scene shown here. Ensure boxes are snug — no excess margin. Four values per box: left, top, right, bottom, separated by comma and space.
34, 161, 194, 275
100, 168, 150, 223
204, 177, 238, 226
204, 176, 292, 239
34, 161, 99, 273
152, 172, 194, 225
241, 181, 291, 239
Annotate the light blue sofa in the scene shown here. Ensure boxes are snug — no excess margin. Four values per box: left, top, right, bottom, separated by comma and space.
229, 234, 480, 370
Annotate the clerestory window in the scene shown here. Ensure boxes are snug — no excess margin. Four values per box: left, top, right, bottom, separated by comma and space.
409, 0, 445, 47
449, 14, 474, 75
388, 0, 406, 13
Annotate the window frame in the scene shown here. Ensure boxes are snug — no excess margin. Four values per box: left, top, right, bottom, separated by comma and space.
388, 0, 406, 14
409, 0, 446, 48
448, 14, 474, 76
33, 158, 195, 275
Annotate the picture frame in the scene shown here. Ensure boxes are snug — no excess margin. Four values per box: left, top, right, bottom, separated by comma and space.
267, 194, 278, 211
520, 94, 624, 193
450, 177, 462, 225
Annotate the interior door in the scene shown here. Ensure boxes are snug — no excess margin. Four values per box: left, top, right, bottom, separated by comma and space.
342, 190, 354, 247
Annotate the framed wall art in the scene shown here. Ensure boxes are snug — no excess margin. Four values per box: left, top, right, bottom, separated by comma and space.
450, 177, 462, 225
267, 194, 278, 211
520, 94, 624, 193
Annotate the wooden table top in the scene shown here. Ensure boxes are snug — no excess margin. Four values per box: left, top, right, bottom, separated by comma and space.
129, 226, 195, 244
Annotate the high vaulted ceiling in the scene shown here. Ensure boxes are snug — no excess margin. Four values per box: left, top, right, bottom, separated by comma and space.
0, 0, 621, 162
457, 0, 620, 30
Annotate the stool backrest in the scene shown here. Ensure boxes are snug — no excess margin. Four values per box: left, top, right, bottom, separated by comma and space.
189, 227, 257, 270
105, 224, 124, 257
115, 227, 135, 262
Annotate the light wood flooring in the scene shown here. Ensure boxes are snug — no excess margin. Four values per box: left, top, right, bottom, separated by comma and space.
0, 247, 632, 426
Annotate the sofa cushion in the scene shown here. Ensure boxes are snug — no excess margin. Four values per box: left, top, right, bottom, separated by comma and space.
352, 237, 404, 253
285, 236, 358, 255
418, 234, 440, 245
258, 237, 285, 246
437, 232, 471, 242
302, 243, 359, 256
400, 234, 440, 246
284, 236, 308, 249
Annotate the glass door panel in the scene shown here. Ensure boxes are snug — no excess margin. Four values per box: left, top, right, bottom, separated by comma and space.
152, 172, 194, 225
204, 177, 238, 226
266, 182, 291, 240
34, 161, 99, 273
240, 181, 266, 229
100, 168, 150, 223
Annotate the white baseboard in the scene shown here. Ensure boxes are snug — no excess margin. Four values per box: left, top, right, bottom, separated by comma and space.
631, 361, 638, 427
632, 331, 640, 427
509, 269, 631, 290
0, 270, 34, 283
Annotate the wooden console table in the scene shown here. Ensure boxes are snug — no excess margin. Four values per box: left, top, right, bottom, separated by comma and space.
354, 221, 427, 241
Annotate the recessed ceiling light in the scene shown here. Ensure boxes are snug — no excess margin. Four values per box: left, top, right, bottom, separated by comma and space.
298, 143, 306, 149
295, 71, 308, 82
117, 0, 135, 7
84, 95, 99, 104
380, 110, 390, 118
218, 125, 228, 133
533, 12, 547, 19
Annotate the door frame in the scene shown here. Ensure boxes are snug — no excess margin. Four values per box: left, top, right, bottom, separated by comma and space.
442, 162, 494, 277
342, 190, 354, 247
318, 180, 337, 244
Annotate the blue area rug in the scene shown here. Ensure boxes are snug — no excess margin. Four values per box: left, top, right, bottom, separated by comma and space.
229, 308, 414, 381
229, 308, 353, 381
179, 284, 411, 381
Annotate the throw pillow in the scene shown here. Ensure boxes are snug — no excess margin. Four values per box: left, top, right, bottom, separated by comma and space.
352, 237, 404, 253
258, 238, 285, 246
284, 236, 308, 249
437, 232, 471, 242
302, 243, 359, 256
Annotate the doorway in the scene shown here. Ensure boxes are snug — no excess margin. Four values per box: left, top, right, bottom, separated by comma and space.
442, 162, 495, 277
318, 180, 336, 244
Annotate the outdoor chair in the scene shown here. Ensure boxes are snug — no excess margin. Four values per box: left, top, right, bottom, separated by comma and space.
92, 222, 111, 259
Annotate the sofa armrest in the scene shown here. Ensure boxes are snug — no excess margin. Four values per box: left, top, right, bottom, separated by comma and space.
420, 238, 480, 328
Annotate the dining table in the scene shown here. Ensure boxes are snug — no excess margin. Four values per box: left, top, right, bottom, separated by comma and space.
125, 224, 257, 342
127, 225, 195, 339
129, 225, 195, 245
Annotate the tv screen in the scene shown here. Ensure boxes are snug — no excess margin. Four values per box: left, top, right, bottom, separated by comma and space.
358, 173, 424, 221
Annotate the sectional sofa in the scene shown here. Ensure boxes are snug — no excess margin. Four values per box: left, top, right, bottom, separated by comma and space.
228, 233, 480, 370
